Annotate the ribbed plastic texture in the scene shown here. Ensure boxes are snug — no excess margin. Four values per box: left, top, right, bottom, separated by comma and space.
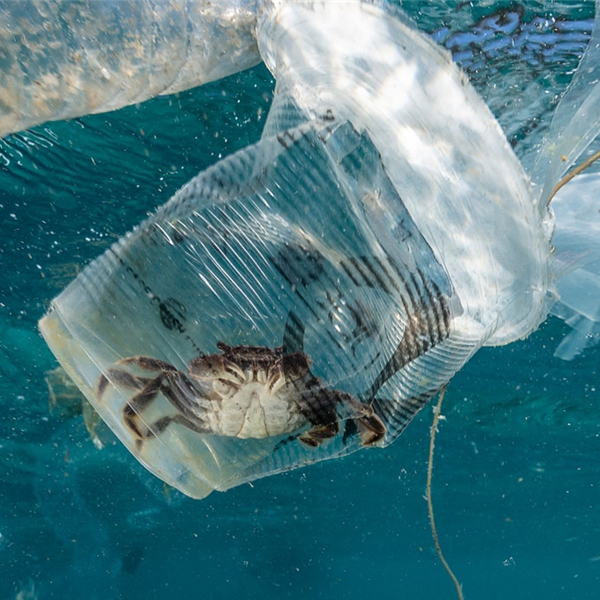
41, 120, 479, 497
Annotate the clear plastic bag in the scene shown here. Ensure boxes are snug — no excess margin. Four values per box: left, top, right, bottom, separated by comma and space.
41, 119, 479, 498
30, 0, 600, 497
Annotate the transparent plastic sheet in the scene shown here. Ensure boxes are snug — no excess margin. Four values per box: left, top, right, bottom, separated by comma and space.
36, 0, 561, 497
533, 0, 600, 202
529, 0, 600, 358
550, 172, 600, 359
40, 119, 479, 498
258, 0, 553, 348
0, 0, 261, 137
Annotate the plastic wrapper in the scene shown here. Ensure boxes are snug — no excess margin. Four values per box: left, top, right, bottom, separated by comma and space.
24, 0, 600, 496
41, 119, 479, 498
551, 173, 600, 359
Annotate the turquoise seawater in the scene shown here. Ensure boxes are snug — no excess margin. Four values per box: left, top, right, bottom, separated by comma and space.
1, 2, 600, 598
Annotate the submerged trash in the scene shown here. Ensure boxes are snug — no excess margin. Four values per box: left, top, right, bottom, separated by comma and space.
0, 0, 596, 498
45, 366, 105, 449
40, 117, 464, 498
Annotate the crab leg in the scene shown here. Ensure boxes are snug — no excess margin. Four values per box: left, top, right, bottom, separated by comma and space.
122, 370, 213, 442
97, 356, 178, 398
123, 376, 168, 439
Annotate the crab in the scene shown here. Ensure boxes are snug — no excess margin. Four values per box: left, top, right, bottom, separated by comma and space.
97, 341, 385, 448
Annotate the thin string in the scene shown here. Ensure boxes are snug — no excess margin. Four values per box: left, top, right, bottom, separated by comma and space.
426, 386, 464, 600
547, 148, 600, 206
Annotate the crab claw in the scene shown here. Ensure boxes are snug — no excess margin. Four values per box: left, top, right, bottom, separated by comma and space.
299, 421, 340, 447
357, 413, 386, 446
334, 390, 386, 446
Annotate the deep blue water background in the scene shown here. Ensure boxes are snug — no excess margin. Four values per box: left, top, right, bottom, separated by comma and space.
1, 2, 600, 598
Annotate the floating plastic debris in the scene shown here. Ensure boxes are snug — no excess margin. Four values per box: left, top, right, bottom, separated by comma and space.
46, 366, 105, 449
0, 0, 597, 498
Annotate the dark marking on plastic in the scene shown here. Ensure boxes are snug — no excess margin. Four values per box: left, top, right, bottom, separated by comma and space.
159, 297, 187, 332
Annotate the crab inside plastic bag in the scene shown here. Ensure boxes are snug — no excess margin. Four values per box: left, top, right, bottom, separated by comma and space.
32, 0, 600, 498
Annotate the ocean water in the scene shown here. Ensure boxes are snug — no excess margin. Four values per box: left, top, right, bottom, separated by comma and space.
1, 2, 600, 599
